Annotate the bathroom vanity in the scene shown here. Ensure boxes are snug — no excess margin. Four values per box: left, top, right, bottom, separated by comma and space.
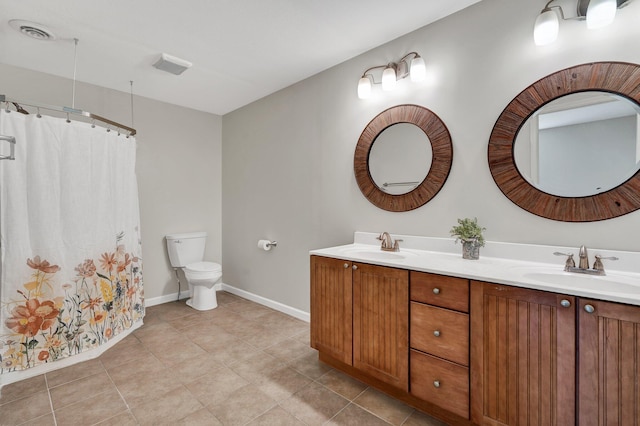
310, 233, 640, 425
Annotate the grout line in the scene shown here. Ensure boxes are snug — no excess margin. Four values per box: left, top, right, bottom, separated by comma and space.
43, 374, 58, 426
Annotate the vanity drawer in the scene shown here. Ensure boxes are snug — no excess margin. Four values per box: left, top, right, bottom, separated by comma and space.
410, 272, 469, 313
410, 350, 469, 419
410, 302, 469, 366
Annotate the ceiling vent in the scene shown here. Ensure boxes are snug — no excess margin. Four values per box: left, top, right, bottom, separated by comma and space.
9, 20, 56, 41
153, 53, 192, 75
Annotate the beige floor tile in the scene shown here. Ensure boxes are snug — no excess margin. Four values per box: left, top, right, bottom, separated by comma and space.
176, 407, 223, 425
185, 367, 249, 407
246, 405, 306, 425
206, 339, 260, 366
94, 410, 139, 425
402, 410, 449, 426
145, 301, 194, 322
165, 352, 225, 384
264, 337, 317, 363
18, 412, 57, 426
327, 403, 392, 425
0, 390, 51, 425
144, 338, 207, 366
100, 341, 152, 370
106, 353, 164, 385
45, 358, 105, 388
207, 384, 276, 425
0, 374, 47, 404
238, 325, 291, 350
254, 365, 313, 402
165, 312, 212, 330
288, 351, 332, 379
317, 369, 368, 400
216, 291, 242, 306
229, 351, 285, 382
292, 329, 310, 345
112, 364, 182, 408
353, 388, 414, 426
280, 381, 350, 425
179, 323, 229, 342
131, 385, 203, 425
49, 371, 115, 410
54, 388, 127, 426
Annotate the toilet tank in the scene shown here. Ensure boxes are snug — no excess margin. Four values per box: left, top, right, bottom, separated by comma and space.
165, 232, 207, 268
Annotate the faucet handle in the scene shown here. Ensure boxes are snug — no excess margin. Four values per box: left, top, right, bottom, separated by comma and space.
393, 239, 403, 251
593, 255, 618, 272
553, 252, 576, 270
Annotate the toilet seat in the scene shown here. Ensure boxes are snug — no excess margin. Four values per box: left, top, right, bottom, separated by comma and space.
185, 261, 222, 273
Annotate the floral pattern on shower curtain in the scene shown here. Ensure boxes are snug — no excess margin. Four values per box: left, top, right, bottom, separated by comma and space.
0, 110, 144, 374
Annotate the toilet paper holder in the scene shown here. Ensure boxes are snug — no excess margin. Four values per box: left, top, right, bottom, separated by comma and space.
258, 239, 277, 250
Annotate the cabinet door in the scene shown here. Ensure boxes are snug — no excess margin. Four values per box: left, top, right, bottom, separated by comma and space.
470, 281, 576, 425
353, 263, 409, 391
578, 298, 640, 426
310, 255, 352, 365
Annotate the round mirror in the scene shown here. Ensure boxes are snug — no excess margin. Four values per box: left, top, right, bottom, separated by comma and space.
369, 123, 433, 195
488, 62, 640, 222
514, 92, 640, 197
355, 104, 452, 212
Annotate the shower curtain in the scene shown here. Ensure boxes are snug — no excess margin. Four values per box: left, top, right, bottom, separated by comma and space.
0, 110, 144, 377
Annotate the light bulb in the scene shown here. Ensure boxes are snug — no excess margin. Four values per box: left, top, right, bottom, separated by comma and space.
382, 66, 397, 91
587, 0, 617, 29
410, 56, 426, 82
357, 76, 372, 99
534, 8, 560, 46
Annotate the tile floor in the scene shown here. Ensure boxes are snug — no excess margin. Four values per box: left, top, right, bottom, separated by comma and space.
0, 291, 447, 425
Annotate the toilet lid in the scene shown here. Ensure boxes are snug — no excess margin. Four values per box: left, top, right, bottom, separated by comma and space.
185, 261, 221, 273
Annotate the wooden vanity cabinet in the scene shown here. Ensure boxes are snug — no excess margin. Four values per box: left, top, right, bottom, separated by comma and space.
470, 281, 576, 426
310, 255, 409, 391
578, 298, 640, 425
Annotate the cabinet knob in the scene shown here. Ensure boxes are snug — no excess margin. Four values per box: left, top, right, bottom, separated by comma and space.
433, 330, 441, 337
343, 263, 349, 269
352, 265, 358, 270
584, 304, 595, 314
433, 380, 440, 388
432, 288, 440, 295
560, 299, 571, 308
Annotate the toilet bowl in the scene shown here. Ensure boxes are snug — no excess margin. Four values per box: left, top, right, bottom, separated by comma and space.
183, 261, 222, 310
165, 232, 222, 311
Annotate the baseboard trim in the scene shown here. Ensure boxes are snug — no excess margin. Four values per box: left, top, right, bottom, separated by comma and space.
221, 283, 310, 323
144, 283, 309, 323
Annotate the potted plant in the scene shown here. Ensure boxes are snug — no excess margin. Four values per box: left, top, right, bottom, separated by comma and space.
450, 217, 486, 260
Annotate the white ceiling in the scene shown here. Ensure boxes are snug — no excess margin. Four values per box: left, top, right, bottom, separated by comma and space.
0, 0, 481, 115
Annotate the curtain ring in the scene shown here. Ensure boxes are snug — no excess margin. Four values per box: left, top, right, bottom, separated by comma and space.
66, 113, 71, 124
36, 107, 42, 118
91, 119, 96, 129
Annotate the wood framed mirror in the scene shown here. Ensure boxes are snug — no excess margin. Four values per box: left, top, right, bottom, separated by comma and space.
354, 104, 453, 212
488, 62, 640, 222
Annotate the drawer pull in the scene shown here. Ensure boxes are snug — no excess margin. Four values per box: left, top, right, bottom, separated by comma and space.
432, 287, 440, 295
584, 304, 595, 313
560, 299, 571, 308
343, 263, 349, 269
433, 380, 440, 388
352, 265, 358, 270
433, 330, 441, 337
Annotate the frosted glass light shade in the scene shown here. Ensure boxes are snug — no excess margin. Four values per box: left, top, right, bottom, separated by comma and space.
534, 9, 560, 46
357, 76, 372, 99
587, 0, 617, 29
382, 67, 397, 91
410, 56, 426, 82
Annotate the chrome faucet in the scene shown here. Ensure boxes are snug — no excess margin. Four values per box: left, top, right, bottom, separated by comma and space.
554, 245, 618, 276
377, 232, 402, 252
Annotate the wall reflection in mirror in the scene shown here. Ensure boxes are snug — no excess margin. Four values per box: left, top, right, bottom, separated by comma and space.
514, 92, 640, 197
369, 123, 433, 195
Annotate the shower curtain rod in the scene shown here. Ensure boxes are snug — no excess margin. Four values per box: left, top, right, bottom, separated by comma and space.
0, 94, 136, 136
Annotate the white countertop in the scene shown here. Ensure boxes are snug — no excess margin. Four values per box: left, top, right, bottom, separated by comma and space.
310, 232, 640, 306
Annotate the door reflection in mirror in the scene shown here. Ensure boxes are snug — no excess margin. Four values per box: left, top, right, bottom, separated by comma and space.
514, 92, 640, 197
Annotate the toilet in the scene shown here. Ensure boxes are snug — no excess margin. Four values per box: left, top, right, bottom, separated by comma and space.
165, 232, 222, 311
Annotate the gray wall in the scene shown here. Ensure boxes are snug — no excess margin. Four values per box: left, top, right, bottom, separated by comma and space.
222, 0, 640, 312
0, 63, 222, 301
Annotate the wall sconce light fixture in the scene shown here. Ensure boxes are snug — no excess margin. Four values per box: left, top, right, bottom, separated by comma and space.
357, 52, 426, 99
534, 0, 632, 46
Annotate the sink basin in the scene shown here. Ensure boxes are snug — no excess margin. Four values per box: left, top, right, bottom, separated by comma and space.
335, 246, 418, 261
523, 272, 640, 294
